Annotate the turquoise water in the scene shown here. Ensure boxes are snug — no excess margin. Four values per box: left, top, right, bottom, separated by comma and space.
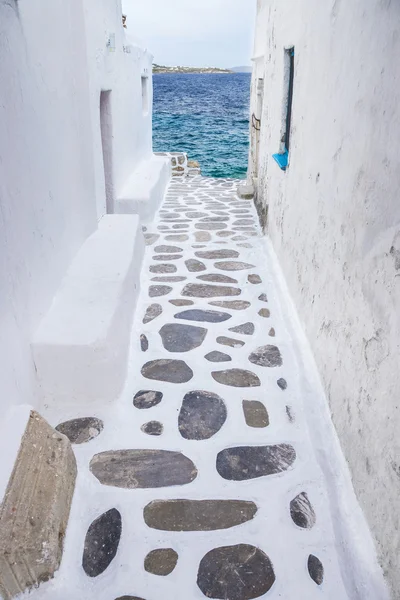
153, 73, 251, 179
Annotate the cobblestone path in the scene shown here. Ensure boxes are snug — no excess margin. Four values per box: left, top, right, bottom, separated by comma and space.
34, 177, 352, 600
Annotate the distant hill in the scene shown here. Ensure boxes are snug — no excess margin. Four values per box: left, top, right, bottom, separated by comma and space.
153, 64, 232, 74
230, 66, 252, 73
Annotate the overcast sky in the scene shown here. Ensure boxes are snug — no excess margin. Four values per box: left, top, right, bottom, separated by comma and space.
123, 0, 256, 68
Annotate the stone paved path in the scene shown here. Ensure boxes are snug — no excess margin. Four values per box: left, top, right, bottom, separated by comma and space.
33, 177, 353, 600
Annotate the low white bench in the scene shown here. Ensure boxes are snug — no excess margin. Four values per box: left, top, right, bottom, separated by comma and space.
32, 215, 144, 407
116, 154, 170, 222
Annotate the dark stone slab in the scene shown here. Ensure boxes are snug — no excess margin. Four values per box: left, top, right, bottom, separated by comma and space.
290, 492, 316, 529
195, 231, 211, 242
286, 405, 295, 422
197, 544, 275, 600
90, 450, 197, 488
144, 548, 178, 576
179, 390, 227, 440
234, 219, 255, 226
152, 255, 183, 261
259, 293, 268, 303
159, 323, 207, 352
169, 299, 194, 307
277, 378, 288, 390
200, 216, 230, 222
182, 283, 241, 298
141, 421, 164, 436
243, 401, 269, 428
217, 336, 245, 348
215, 261, 255, 271
151, 276, 186, 282
175, 309, 231, 323
212, 369, 260, 387
216, 444, 296, 480
133, 390, 163, 409
143, 304, 162, 324
210, 300, 251, 310
144, 499, 257, 531
216, 230, 234, 237
205, 351, 232, 363
249, 345, 283, 368
197, 273, 238, 284
229, 322, 255, 335
154, 245, 183, 253
248, 274, 262, 284
185, 259, 206, 272
82, 509, 122, 577
269, 328, 276, 337
56, 417, 103, 445
195, 250, 239, 260
186, 211, 208, 218
173, 224, 189, 229
195, 222, 227, 230
258, 308, 270, 318
308, 555, 324, 585
149, 264, 177, 274
149, 285, 173, 298
144, 233, 159, 246
140, 334, 149, 352
141, 359, 193, 383
115, 597, 145, 600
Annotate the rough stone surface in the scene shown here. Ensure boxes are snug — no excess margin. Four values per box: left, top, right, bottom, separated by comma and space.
258, 308, 271, 318
197, 273, 238, 284
174, 309, 231, 323
149, 285, 173, 298
185, 259, 206, 272
141, 421, 164, 436
0, 411, 77, 598
144, 549, 178, 576
159, 323, 207, 352
217, 445, 296, 480
151, 276, 186, 282
169, 299, 194, 307
152, 255, 183, 262
249, 345, 283, 368
144, 500, 257, 531
144, 233, 159, 246
149, 264, 177, 274
195, 222, 227, 230
277, 378, 288, 390
290, 493, 316, 529
217, 336, 245, 348
215, 261, 255, 271
308, 555, 324, 585
195, 250, 239, 260
212, 369, 261, 388
242, 401, 269, 428
143, 304, 162, 324
141, 360, 194, 383
205, 351, 232, 363
182, 283, 241, 298
82, 509, 122, 577
56, 417, 104, 444
229, 322, 255, 335
258, 293, 268, 302
90, 450, 197, 488
140, 334, 149, 352
133, 390, 163, 409
197, 544, 275, 600
154, 245, 182, 253
210, 300, 251, 310
115, 597, 145, 600
248, 274, 262, 284
178, 391, 227, 440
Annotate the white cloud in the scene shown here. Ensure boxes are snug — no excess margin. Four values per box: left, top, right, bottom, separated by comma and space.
123, 0, 256, 67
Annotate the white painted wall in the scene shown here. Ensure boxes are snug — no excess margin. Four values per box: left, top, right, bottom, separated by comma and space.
0, 0, 161, 416
250, 0, 400, 596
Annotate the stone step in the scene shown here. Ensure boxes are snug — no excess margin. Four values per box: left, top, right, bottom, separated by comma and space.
0, 409, 76, 599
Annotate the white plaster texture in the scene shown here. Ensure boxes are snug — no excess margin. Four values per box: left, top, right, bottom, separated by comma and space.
32, 215, 144, 407
249, 0, 400, 596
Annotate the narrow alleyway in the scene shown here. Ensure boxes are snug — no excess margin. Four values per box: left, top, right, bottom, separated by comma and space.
35, 177, 355, 600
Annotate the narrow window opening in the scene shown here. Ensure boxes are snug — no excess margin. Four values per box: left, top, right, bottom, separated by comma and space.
141, 76, 149, 115
273, 47, 295, 171
100, 90, 114, 213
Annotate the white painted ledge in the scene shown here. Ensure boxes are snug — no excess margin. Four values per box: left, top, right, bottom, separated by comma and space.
32, 215, 144, 407
116, 154, 171, 222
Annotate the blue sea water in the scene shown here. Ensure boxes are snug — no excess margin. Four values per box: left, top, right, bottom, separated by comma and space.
152, 73, 251, 179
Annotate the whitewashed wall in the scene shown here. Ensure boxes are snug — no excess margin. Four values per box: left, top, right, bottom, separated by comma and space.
251, 0, 400, 595
0, 0, 157, 413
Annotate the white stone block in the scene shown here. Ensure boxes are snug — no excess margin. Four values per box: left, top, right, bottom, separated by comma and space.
32, 215, 144, 407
